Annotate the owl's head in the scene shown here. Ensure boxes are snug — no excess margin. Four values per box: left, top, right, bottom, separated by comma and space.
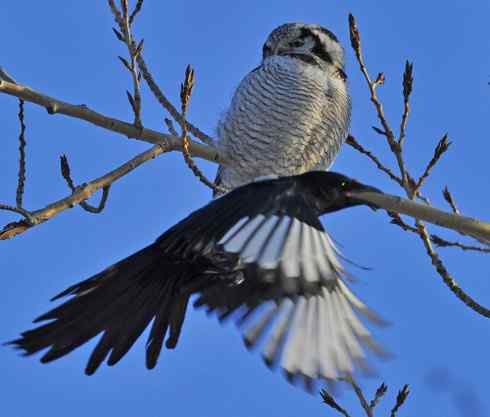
262, 23, 346, 79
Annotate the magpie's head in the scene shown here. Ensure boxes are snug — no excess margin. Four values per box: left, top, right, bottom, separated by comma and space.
302, 171, 382, 214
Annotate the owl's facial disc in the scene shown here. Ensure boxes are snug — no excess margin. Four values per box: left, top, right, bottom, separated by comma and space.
262, 23, 345, 72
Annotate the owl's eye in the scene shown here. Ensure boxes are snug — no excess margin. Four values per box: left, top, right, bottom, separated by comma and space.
336, 67, 347, 81
290, 40, 304, 48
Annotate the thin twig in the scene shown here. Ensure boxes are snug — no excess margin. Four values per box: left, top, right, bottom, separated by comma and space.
346, 135, 402, 186
164, 118, 179, 136
60, 154, 111, 214
413, 134, 451, 194
116, 0, 143, 128
129, 0, 144, 24
388, 212, 490, 253
430, 235, 490, 253
342, 377, 373, 417
349, 13, 408, 188
443, 186, 460, 215
320, 389, 351, 417
441, 186, 490, 246
16, 99, 27, 208
369, 383, 388, 412
179, 65, 225, 194
398, 61, 413, 146
416, 221, 490, 317
0, 67, 17, 83
0, 144, 168, 240
137, 54, 215, 147
0, 204, 36, 224
390, 385, 410, 417
107, 0, 215, 147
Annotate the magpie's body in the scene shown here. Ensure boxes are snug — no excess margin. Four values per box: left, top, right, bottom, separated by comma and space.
10, 172, 385, 387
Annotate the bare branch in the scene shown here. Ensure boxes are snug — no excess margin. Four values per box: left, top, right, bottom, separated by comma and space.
129, 0, 144, 25
443, 186, 460, 215
0, 144, 167, 240
369, 382, 388, 411
348, 13, 489, 320
16, 99, 27, 208
114, 0, 143, 128
0, 78, 224, 164
320, 389, 351, 417
0, 67, 17, 83
430, 235, 490, 253
342, 377, 373, 417
0, 204, 35, 224
417, 221, 490, 317
388, 212, 490, 254
346, 135, 403, 186
349, 190, 490, 243
348, 13, 409, 188
107, 0, 215, 147
179, 66, 225, 194
60, 154, 111, 214
414, 134, 451, 193
398, 61, 413, 146
137, 54, 216, 147
164, 118, 179, 136
390, 385, 410, 417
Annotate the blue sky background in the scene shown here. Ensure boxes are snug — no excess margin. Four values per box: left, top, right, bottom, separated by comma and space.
1, 2, 490, 416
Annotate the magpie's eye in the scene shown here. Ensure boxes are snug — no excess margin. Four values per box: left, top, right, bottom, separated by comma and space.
340, 181, 347, 188
290, 40, 304, 48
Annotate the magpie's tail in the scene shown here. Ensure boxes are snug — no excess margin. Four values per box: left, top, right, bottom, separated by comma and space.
8, 243, 196, 374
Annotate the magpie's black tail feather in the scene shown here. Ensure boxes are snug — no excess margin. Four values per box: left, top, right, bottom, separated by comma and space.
8, 243, 193, 374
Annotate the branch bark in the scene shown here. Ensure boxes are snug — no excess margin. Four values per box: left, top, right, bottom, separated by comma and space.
2, 76, 490, 245
0, 78, 224, 164
0, 144, 167, 240
350, 191, 490, 243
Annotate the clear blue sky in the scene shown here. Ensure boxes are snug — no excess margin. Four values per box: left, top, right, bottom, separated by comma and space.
1, 2, 490, 416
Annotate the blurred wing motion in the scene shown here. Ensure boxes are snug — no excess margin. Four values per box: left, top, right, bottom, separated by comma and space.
9, 172, 386, 386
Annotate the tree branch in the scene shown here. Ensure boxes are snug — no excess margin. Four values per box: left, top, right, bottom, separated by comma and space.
348, 13, 490, 319
0, 78, 224, 164
107, 0, 215, 148
350, 191, 490, 245
60, 154, 111, 214
0, 144, 167, 240
346, 135, 403, 186
16, 99, 27, 207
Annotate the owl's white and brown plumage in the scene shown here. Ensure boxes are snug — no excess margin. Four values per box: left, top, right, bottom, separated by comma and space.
215, 23, 351, 193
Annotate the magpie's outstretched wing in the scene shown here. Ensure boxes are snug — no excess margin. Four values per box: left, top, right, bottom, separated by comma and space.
157, 173, 344, 296
9, 171, 386, 388
160, 172, 387, 386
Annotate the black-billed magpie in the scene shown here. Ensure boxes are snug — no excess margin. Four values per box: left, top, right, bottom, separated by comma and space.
9, 171, 386, 387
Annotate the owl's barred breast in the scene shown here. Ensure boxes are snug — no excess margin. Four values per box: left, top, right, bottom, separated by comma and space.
216, 56, 351, 192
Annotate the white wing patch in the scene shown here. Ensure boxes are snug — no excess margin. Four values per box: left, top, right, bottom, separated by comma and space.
235, 281, 385, 386
218, 216, 249, 244
219, 215, 342, 287
220, 215, 266, 253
